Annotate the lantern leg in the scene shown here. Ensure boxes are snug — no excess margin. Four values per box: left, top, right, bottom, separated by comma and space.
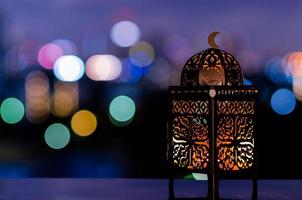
252, 119, 258, 200
168, 172, 175, 200
252, 162, 258, 200
207, 173, 219, 200
252, 177, 257, 200
168, 167, 175, 200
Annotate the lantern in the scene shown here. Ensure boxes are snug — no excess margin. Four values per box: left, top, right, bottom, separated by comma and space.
167, 32, 258, 200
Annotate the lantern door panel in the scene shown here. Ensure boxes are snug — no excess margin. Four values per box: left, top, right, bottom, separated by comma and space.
215, 88, 257, 172
170, 91, 211, 172
216, 103, 255, 171
169, 86, 258, 173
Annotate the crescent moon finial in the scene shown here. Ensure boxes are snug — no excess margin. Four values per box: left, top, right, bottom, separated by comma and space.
208, 32, 220, 49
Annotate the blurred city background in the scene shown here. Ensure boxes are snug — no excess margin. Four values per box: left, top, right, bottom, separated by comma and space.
0, 0, 301, 178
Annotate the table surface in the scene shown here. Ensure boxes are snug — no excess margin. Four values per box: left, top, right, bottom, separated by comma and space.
0, 179, 300, 200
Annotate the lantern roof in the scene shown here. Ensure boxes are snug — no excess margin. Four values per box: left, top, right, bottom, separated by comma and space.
180, 33, 244, 86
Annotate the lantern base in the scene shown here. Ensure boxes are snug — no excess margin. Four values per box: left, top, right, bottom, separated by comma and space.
168, 176, 258, 200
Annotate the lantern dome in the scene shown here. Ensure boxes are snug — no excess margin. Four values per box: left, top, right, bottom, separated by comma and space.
180, 47, 244, 86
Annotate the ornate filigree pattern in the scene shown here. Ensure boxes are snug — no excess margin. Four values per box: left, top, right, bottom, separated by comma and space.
180, 53, 203, 86
199, 50, 224, 85
172, 115, 209, 170
221, 53, 243, 86
169, 87, 257, 172
217, 101, 255, 115
172, 100, 209, 115
180, 48, 243, 86
217, 89, 258, 96
216, 116, 254, 170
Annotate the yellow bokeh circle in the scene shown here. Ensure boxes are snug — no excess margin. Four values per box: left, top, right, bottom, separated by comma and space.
71, 110, 97, 136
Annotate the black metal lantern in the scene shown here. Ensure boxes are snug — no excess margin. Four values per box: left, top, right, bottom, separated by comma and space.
167, 32, 258, 200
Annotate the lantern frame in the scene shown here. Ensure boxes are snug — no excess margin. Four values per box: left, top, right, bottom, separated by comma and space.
166, 32, 259, 199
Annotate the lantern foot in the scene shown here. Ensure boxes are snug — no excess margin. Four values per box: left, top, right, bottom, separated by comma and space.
252, 177, 258, 200
168, 175, 175, 200
207, 175, 220, 200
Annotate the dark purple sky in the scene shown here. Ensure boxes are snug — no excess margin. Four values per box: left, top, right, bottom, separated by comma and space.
0, 1, 302, 57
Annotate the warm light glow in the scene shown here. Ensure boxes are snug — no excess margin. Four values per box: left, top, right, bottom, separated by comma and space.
38, 43, 63, 70
71, 110, 97, 137
53, 55, 85, 82
110, 21, 141, 47
271, 88, 296, 115
85, 55, 122, 81
283, 51, 302, 78
51, 81, 79, 117
0, 98, 24, 124
25, 71, 49, 123
109, 95, 135, 126
293, 78, 302, 101
44, 123, 70, 149
129, 41, 155, 67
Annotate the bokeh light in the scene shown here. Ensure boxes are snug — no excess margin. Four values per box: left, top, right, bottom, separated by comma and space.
243, 78, 252, 86
44, 123, 70, 149
25, 71, 49, 123
110, 21, 141, 47
0, 98, 24, 124
118, 59, 144, 83
38, 43, 63, 70
265, 57, 292, 85
85, 55, 122, 81
271, 88, 296, 115
53, 39, 77, 55
293, 78, 302, 102
109, 95, 136, 126
282, 51, 302, 78
53, 55, 85, 82
71, 110, 97, 137
129, 41, 155, 67
51, 81, 79, 117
